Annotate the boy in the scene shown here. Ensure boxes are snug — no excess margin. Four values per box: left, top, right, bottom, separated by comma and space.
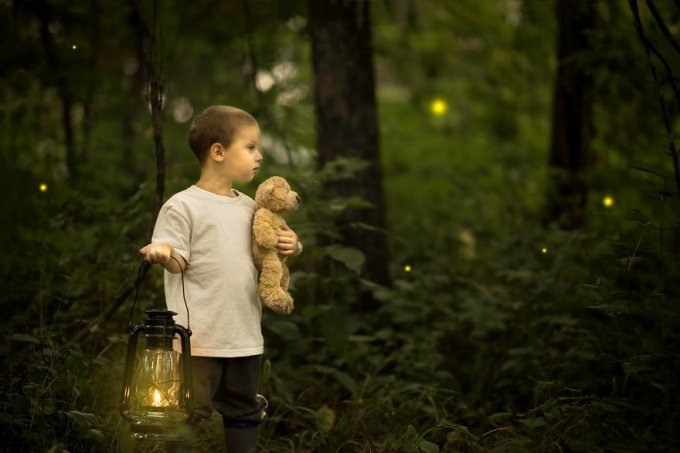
139, 105, 300, 452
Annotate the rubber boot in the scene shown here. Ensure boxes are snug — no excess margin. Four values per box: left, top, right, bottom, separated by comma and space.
224, 427, 258, 453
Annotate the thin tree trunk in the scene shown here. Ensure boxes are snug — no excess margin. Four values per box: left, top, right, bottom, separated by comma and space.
309, 0, 391, 307
544, 0, 595, 229
81, 0, 102, 164
71, 0, 165, 344
35, 0, 78, 182
122, 0, 148, 184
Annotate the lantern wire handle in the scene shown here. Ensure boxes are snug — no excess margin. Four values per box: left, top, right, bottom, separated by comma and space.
169, 255, 190, 331
128, 261, 147, 331
127, 257, 190, 331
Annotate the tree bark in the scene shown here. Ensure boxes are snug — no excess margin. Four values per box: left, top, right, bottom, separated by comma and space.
35, 0, 78, 182
544, 0, 595, 229
81, 0, 102, 164
309, 0, 391, 301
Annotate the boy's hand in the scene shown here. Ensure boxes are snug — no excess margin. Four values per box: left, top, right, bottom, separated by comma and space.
277, 224, 300, 257
139, 243, 187, 274
139, 243, 173, 264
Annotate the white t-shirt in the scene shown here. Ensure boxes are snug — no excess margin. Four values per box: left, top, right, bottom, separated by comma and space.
151, 185, 263, 358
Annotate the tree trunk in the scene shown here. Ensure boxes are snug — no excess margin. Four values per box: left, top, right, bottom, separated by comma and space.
81, 0, 102, 164
35, 0, 78, 182
544, 0, 595, 229
309, 0, 391, 302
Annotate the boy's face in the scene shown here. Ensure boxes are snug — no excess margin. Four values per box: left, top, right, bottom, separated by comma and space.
219, 124, 263, 182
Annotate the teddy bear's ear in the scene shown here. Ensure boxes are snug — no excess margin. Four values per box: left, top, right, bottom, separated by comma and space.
255, 183, 275, 205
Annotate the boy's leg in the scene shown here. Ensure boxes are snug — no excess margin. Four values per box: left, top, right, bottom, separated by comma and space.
163, 355, 222, 451
213, 355, 267, 453
223, 427, 259, 453
190, 355, 224, 422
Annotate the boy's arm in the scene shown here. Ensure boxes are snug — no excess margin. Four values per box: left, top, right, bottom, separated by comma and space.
139, 243, 188, 274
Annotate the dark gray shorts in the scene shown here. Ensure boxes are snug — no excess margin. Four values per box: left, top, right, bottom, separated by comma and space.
190, 354, 267, 428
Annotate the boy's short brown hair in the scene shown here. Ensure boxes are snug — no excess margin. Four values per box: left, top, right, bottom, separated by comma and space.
188, 105, 258, 164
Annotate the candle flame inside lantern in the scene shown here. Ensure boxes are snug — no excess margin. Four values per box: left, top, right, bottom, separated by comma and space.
152, 389, 162, 407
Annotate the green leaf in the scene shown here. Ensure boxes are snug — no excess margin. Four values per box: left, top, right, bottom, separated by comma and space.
488, 412, 513, 427
588, 303, 628, 315
87, 429, 106, 441
63, 410, 98, 428
403, 425, 419, 453
266, 320, 301, 340
332, 370, 357, 394
328, 196, 374, 212
518, 417, 547, 429
318, 157, 370, 181
9, 333, 40, 344
419, 440, 440, 453
325, 245, 365, 274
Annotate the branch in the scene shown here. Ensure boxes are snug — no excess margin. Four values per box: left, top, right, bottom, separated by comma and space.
70, 263, 149, 343
628, 0, 680, 209
646, 0, 680, 56
70, 0, 165, 344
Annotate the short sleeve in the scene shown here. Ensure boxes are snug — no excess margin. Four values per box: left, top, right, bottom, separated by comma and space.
151, 203, 191, 263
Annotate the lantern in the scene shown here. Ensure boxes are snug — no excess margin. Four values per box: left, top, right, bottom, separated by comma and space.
120, 309, 193, 440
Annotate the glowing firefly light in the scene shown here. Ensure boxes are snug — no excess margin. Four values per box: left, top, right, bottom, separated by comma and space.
541, 247, 548, 254
152, 389, 162, 407
72, 44, 77, 50
39, 183, 48, 192
430, 98, 448, 116
404, 265, 412, 273
602, 196, 614, 208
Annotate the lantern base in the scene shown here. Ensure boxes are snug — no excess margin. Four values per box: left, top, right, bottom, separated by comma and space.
130, 422, 188, 442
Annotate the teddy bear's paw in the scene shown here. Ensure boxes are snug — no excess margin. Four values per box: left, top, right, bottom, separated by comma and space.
265, 292, 294, 315
267, 299, 293, 315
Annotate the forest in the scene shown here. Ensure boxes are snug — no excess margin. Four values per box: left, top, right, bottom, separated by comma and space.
1, 0, 680, 451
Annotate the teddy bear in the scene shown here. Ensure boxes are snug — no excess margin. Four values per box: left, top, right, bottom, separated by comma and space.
252, 176, 302, 315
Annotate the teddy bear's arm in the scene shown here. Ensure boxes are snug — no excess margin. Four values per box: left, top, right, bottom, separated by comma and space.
253, 208, 278, 249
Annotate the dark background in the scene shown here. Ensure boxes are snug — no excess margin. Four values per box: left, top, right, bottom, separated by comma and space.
1, 0, 679, 451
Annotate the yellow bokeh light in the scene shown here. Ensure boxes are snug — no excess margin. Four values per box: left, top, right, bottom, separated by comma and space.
602, 196, 614, 208
541, 247, 548, 254
72, 44, 77, 50
430, 99, 448, 116
404, 265, 412, 273
39, 183, 48, 192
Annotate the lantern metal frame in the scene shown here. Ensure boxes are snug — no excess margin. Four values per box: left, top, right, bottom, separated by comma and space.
119, 260, 194, 440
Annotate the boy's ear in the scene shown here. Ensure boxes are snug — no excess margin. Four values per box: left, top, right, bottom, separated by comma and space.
209, 143, 225, 162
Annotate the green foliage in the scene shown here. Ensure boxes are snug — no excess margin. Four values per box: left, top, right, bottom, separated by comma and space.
0, 332, 124, 451
2, 0, 680, 451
